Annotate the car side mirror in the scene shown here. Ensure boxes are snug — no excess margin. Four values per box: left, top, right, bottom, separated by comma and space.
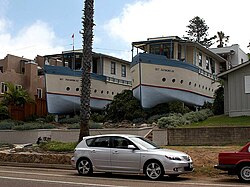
128, 145, 136, 149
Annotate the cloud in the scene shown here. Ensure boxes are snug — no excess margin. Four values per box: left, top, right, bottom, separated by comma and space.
0, 19, 64, 59
105, 0, 250, 52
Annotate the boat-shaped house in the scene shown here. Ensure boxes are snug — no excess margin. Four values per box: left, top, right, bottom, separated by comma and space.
131, 36, 227, 108
44, 50, 132, 114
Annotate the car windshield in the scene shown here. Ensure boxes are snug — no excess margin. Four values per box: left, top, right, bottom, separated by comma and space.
130, 137, 160, 149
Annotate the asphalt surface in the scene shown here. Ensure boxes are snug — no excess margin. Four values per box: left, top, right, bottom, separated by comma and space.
0, 164, 249, 187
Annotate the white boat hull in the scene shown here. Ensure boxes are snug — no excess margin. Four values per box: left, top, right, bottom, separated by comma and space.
46, 93, 111, 114
44, 65, 131, 114
131, 53, 219, 108
133, 85, 213, 108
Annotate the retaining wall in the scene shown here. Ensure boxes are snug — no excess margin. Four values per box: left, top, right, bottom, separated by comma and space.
0, 127, 249, 145
0, 127, 152, 144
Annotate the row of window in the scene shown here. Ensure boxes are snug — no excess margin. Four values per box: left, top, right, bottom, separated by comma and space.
198, 53, 215, 73
86, 136, 135, 149
1, 82, 22, 94
106, 76, 132, 86
65, 86, 116, 96
1, 82, 42, 98
111, 62, 127, 77
161, 78, 214, 92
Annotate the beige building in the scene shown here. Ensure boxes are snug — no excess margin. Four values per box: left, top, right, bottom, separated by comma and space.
218, 61, 250, 117
0, 54, 45, 101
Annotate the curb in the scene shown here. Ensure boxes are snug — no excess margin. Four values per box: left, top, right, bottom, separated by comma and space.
0, 162, 74, 170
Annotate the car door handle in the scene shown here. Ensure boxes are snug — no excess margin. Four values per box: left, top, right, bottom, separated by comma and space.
90, 150, 96, 153
112, 151, 119, 154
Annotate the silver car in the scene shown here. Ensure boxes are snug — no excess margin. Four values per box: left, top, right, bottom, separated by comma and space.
71, 134, 193, 180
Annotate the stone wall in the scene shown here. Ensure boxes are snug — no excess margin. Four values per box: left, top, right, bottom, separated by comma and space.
167, 127, 250, 146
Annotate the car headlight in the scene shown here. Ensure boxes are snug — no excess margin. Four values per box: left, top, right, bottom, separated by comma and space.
165, 155, 182, 161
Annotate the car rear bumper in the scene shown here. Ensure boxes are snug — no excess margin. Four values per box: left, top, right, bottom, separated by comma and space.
214, 164, 236, 171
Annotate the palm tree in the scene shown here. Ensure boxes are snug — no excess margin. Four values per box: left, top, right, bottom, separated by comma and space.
79, 0, 94, 142
216, 31, 229, 48
2, 82, 33, 106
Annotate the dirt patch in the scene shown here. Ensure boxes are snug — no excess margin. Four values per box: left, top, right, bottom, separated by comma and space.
167, 145, 241, 178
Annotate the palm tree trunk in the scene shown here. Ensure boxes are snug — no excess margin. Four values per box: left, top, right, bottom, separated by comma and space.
79, 0, 94, 142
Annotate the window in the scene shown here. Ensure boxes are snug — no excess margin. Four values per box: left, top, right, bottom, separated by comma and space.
245, 76, 250, 93
121, 64, 126, 77
37, 88, 42, 98
88, 137, 110, 148
16, 85, 22, 90
113, 137, 133, 149
178, 44, 182, 60
162, 78, 166, 82
0, 66, 3, 73
111, 61, 116, 75
206, 56, 210, 70
198, 52, 202, 66
1, 82, 7, 94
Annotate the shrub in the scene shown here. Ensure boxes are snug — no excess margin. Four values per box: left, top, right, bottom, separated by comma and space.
146, 103, 170, 116
170, 101, 190, 114
183, 109, 213, 123
157, 113, 184, 128
66, 121, 103, 129
90, 122, 103, 129
39, 141, 77, 152
66, 123, 80, 129
132, 117, 145, 124
12, 122, 55, 130
158, 109, 214, 128
59, 115, 80, 124
91, 112, 106, 122
105, 90, 146, 122
0, 103, 9, 120
213, 86, 224, 115
147, 113, 169, 124
0, 120, 16, 130
45, 114, 55, 123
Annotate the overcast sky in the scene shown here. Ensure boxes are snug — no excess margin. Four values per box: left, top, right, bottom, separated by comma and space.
0, 0, 249, 61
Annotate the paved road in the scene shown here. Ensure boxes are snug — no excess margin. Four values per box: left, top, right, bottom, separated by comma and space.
0, 166, 248, 187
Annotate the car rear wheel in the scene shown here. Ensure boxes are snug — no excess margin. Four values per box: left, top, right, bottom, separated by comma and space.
77, 158, 93, 176
237, 165, 250, 182
145, 161, 164, 180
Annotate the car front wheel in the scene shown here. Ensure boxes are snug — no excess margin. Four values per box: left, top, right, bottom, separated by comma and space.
77, 158, 93, 176
238, 165, 250, 182
145, 161, 164, 180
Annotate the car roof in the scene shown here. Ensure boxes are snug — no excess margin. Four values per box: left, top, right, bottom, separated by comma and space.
82, 134, 140, 140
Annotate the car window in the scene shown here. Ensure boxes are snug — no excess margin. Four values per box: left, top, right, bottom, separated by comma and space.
130, 137, 160, 149
113, 137, 133, 149
88, 137, 110, 148
86, 138, 95, 146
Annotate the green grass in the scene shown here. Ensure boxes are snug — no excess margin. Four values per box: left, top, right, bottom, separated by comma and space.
185, 115, 250, 127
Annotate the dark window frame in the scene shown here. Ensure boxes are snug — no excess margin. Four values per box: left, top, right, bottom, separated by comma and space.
111, 61, 116, 75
